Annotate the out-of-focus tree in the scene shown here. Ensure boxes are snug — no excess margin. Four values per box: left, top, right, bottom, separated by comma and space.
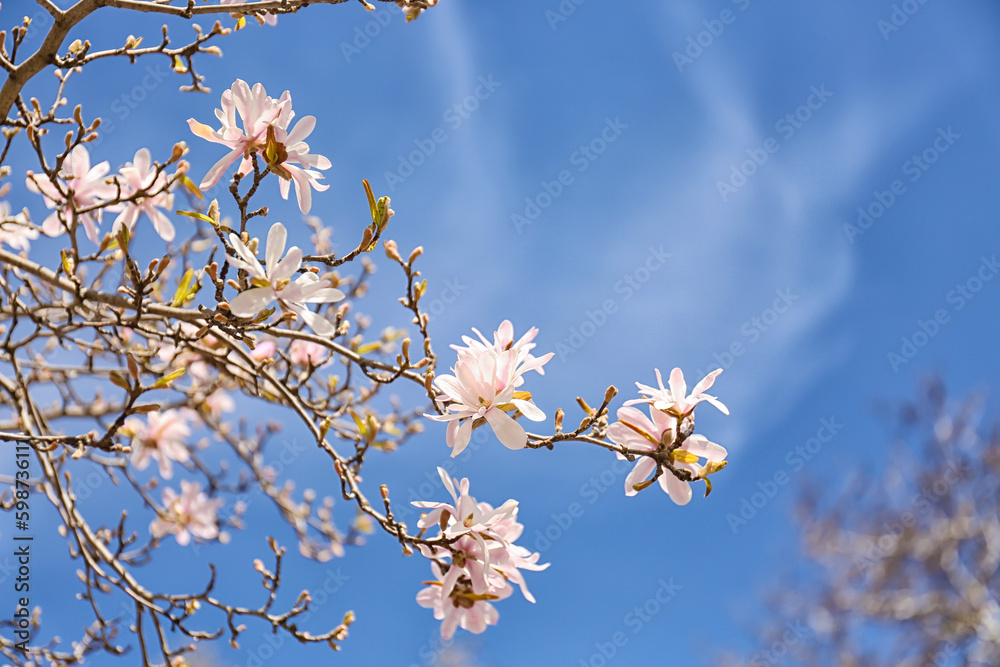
718, 377, 1000, 667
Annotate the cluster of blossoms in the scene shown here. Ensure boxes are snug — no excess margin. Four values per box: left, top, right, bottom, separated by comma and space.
426, 320, 553, 457
413, 468, 548, 639
225, 221, 345, 335
609, 367, 729, 504
0, 200, 38, 251
24, 145, 178, 243
150, 480, 224, 546
188, 79, 330, 213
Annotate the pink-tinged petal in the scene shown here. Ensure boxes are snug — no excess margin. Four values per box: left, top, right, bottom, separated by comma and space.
285, 115, 316, 145
289, 304, 335, 336
704, 395, 730, 415
624, 457, 656, 497
146, 206, 176, 242
682, 434, 728, 461
227, 233, 265, 278
485, 409, 527, 451
302, 286, 345, 304
41, 212, 64, 237
229, 287, 274, 317
188, 118, 223, 143
690, 368, 722, 396
659, 473, 693, 506
265, 222, 287, 273
668, 367, 687, 402
288, 166, 313, 213
441, 611, 460, 641
510, 398, 545, 422
200, 145, 245, 189
450, 419, 474, 457
271, 245, 301, 284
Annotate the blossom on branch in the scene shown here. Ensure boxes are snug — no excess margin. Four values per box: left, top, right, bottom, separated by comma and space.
0, 201, 38, 251
111, 148, 176, 241
220, 0, 278, 26
226, 222, 344, 334
414, 468, 547, 639
124, 409, 192, 479
188, 79, 330, 213
25, 144, 116, 243
607, 404, 728, 504
150, 480, 223, 546
426, 321, 553, 457
624, 367, 729, 416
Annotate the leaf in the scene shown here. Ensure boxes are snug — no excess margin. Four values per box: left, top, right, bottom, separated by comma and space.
171, 268, 195, 307
152, 367, 185, 389
362, 179, 377, 224
348, 410, 366, 437
176, 210, 217, 226
109, 371, 131, 391
126, 354, 139, 380
180, 175, 203, 200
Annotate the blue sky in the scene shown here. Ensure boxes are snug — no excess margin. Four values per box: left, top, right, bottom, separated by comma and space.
3, 0, 1000, 665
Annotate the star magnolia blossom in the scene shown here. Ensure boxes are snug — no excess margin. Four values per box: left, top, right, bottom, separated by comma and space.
288, 339, 328, 367
226, 222, 344, 335
0, 201, 38, 252
414, 468, 547, 639
607, 404, 728, 505
625, 367, 729, 416
150, 480, 223, 546
25, 145, 116, 243
417, 561, 510, 640
111, 148, 176, 241
125, 409, 192, 479
427, 322, 552, 456
188, 79, 330, 213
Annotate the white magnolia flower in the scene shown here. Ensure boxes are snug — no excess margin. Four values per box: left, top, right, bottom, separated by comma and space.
226, 222, 344, 335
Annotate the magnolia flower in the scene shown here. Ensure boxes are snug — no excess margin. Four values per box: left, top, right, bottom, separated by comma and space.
412, 468, 518, 542
417, 561, 510, 640
451, 319, 553, 386
226, 222, 344, 335
428, 322, 552, 456
202, 389, 235, 420
150, 480, 223, 546
607, 405, 728, 505
288, 339, 327, 367
414, 470, 546, 640
249, 339, 276, 362
0, 202, 38, 252
25, 145, 116, 243
111, 148, 176, 241
188, 80, 330, 213
625, 367, 729, 416
125, 409, 191, 479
